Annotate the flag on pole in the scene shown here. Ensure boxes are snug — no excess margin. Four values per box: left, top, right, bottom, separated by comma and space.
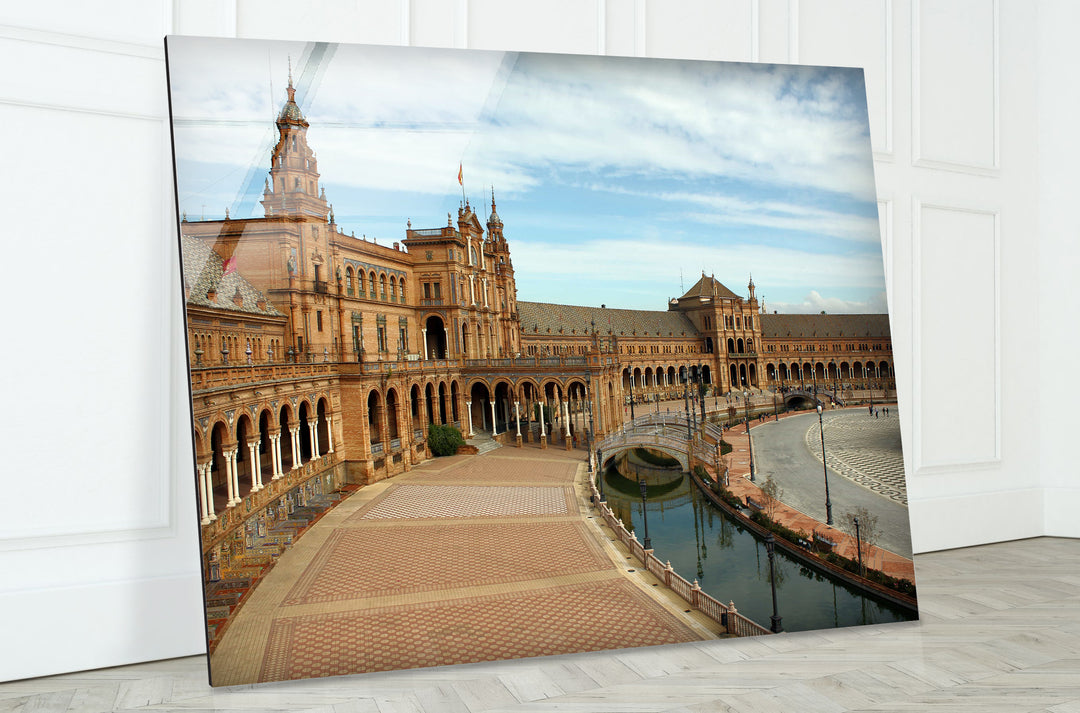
223, 257, 237, 276
458, 163, 463, 186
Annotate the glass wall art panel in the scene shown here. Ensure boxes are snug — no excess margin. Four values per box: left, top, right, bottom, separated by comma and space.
166, 36, 918, 686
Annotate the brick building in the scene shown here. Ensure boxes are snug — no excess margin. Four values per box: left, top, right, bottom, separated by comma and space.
181, 76, 894, 624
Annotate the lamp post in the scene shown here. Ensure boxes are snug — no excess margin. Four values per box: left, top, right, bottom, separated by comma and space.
745, 391, 755, 481
698, 365, 707, 427
773, 388, 779, 422
854, 516, 863, 576
683, 377, 692, 440
817, 403, 833, 525
638, 477, 651, 550
597, 448, 605, 500
585, 373, 594, 475
765, 533, 783, 633
628, 370, 635, 420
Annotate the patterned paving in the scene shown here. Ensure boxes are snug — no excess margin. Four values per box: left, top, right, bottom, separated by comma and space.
408, 456, 578, 484
349, 484, 575, 521
282, 521, 612, 604
806, 409, 908, 504
258, 579, 700, 681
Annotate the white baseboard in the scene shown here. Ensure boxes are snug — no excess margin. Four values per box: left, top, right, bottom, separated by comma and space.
909, 487, 1045, 554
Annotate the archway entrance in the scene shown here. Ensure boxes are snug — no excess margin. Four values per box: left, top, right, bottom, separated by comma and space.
424, 315, 448, 359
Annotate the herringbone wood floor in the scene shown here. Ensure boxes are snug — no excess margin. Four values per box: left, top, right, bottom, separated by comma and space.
2, 536, 1078, 711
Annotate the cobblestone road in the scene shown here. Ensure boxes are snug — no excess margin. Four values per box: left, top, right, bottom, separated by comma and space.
805, 409, 907, 504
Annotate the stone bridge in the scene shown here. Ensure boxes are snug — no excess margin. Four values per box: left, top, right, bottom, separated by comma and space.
781, 388, 844, 409
597, 412, 726, 471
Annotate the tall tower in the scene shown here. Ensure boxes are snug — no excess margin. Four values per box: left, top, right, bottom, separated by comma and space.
487, 189, 520, 355
260, 67, 330, 219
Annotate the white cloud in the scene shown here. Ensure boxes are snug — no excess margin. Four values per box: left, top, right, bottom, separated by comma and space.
766, 290, 889, 315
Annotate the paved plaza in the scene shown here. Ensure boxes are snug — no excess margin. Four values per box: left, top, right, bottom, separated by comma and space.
210, 443, 717, 686
805, 409, 907, 504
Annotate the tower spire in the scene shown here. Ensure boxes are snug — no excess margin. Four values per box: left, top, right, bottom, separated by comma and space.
286, 56, 295, 102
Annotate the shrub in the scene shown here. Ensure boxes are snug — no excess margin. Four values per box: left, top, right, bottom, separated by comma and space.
428, 423, 465, 457
719, 440, 732, 456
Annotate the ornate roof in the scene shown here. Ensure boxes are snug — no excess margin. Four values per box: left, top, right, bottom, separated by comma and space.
759, 313, 891, 339
518, 301, 699, 338
679, 273, 741, 301
181, 235, 284, 317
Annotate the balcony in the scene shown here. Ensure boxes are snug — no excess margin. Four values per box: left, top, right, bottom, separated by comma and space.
313, 280, 329, 294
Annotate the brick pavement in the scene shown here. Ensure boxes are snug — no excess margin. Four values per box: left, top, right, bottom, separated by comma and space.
210, 443, 714, 686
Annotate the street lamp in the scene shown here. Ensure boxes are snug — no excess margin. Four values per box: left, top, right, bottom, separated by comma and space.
683, 386, 692, 439
773, 388, 779, 422
585, 373, 594, 476
638, 477, 651, 550
629, 370, 635, 420
817, 403, 833, 525
765, 533, 783, 633
597, 448, 605, 501
745, 391, 755, 481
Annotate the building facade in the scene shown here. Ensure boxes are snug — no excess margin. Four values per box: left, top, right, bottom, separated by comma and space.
182, 77, 895, 628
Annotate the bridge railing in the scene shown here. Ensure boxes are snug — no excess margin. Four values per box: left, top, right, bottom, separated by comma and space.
588, 473, 771, 638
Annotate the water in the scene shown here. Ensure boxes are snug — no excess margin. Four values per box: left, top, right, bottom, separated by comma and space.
602, 454, 917, 632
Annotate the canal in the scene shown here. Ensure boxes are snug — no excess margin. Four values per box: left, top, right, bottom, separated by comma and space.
602, 451, 917, 633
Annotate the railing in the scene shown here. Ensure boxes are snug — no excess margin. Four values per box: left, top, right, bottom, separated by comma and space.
414, 429, 424, 440
191, 362, 334, 392
588, 475, 770, 638
390, 438, 401, 450
313, 280, 329, 294
420, 298, 444, 306
371, 442, 384, 454
409, 228, 448, 237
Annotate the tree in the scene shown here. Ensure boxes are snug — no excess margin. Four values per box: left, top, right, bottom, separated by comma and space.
841, 506, 879, 576
760, 475, 784, 521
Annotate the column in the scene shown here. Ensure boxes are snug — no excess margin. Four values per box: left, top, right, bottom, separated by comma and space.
291, 427, 302, 469
231, 448, 242, 504
309, 419, 320, 459
514, 401, 521, 436
490, 399, 498, 436
198, 462, 211, 525
564, 401, 571, 438
469, 275, 475, 304
482, 278, 489, 308
540, 403, 546, 437
248, 440, 261, 492
326, 415, 334, 453
271, 434, 282, 479
224, 449, 237, 507
422, 328, 428, 360
465, 400, 474, 437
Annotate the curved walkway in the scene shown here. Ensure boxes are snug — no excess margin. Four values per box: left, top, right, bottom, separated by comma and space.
210, 444, 717, 685
717, 409, 915, 581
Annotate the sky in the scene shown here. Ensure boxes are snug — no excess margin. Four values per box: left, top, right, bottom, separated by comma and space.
167, 37, 887, 314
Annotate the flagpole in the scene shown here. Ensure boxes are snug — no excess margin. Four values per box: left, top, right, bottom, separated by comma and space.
459, 162, 466, 206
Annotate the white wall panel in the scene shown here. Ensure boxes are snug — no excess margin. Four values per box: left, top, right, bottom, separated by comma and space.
796, 0, 892, 157
605, 0, 637, 56
411, 0, 458, 49
913, 202, 998, 470
645, 0, 753, 62
912, 0, 997, 172
467, 0, 600, 54
0, 1, 167, 47
236, 0, 404, 45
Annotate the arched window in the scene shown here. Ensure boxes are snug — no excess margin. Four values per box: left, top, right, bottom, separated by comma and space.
379, 274, 387, 299
345, 267, 354, 296
399, 280, 406, 302
389, 276, 397, 302
357, 270, 365, 293
369, 272, 377, 298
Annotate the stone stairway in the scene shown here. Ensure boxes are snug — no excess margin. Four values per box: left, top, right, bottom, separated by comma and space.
466, 430, 502, 455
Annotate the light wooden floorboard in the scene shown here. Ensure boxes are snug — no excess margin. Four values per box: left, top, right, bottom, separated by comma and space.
3, 537, 1079, 712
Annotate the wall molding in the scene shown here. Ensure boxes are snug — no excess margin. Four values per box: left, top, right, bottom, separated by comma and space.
910, 198, 1001, 475
0, 22, 163, 59
911, 0, 999, 175
790, 0, 893, 159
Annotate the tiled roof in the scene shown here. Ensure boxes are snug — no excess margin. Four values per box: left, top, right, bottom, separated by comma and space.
518, 301, 699, 338
759, 313, 891, 339
679, 273, 741, 301
181, 235, 285, 317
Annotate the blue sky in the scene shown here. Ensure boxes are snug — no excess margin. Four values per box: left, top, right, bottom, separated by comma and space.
168, 37, 886, 313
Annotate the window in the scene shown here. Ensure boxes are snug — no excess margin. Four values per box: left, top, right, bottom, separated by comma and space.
377, 326, 386, 352
316, 311, 323, 331
399, 327, 407, 351
433, 282, 442, 299
423, 283, 431, 299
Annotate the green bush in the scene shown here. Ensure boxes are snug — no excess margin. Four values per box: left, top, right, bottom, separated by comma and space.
719, 440, 732, 456
428, 423, 465, 457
